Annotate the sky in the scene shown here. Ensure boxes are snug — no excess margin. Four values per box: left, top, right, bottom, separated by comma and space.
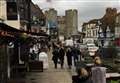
32, 0, 120, 31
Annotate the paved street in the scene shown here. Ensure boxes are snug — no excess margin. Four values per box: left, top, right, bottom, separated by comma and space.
26, 50, 76, 83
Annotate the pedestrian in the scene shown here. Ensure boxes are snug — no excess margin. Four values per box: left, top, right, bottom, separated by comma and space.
71, 46, 80, 66
72, 68, 91, 83
30, 50, 37, 60
59, 44, 65, 69
52, 47, 59, 69
66, 47, 72, 69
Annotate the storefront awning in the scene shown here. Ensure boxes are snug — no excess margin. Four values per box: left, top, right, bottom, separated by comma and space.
0, 23, 49, 37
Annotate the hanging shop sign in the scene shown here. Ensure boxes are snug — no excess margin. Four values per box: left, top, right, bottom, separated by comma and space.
0, 29, 15, 37
48, 20, 57, 28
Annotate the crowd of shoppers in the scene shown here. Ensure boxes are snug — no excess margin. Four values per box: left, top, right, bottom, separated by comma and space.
52, 41, 81, 69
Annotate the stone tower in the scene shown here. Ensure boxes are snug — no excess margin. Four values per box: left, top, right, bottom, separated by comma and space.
65, 9, 78, 38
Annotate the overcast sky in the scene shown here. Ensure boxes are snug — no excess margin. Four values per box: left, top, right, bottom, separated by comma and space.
32, 0, 120, 31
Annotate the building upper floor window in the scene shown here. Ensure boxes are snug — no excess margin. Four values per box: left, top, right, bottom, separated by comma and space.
87, 30, 91, 37
116, 17, 119, 23
96, 29, 99, 37
116, 27, 120, 34
93, 30, 95, 37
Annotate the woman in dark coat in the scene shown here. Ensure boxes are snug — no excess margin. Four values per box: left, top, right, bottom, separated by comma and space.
66, 47, 72, 69
52, 48, 59, 69
59, 45, 65, 69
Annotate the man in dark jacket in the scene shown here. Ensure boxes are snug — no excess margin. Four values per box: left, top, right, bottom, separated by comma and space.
52, 48, 59, 69
71, 47, 81, 66
59, 45, 65, 69
66, 47, 72, 69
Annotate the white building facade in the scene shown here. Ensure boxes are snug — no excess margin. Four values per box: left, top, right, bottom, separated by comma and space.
82, 21, 99, 44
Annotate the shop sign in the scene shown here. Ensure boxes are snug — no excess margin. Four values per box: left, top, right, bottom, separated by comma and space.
47, 20, 57, 28
0, 30, 14, 37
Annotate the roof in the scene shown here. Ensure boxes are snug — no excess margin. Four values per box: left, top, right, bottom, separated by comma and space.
82, 22, 88, 26
82, 19, 100, 26
88, 19, 99, 24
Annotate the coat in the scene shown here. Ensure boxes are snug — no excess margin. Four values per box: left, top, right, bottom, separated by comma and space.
66, 49, 72, 66
72, 75, 92, 83
71, 47, 81, 59
59, 47, 65, 60
52, 48, 59, 63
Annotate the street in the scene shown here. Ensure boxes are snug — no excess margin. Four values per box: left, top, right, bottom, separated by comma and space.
25, 50, 76, 83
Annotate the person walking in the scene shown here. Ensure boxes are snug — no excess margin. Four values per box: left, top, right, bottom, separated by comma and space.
59, 44, 65, 69
66, 47, 72, 69
71, 46, 80, 66
52, 47, 59, 69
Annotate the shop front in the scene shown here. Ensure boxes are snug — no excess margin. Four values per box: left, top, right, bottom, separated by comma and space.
0, 23, 19, 83
0, 23, 49, 82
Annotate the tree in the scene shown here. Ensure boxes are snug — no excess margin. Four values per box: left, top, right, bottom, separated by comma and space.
101, 8, 117, 34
